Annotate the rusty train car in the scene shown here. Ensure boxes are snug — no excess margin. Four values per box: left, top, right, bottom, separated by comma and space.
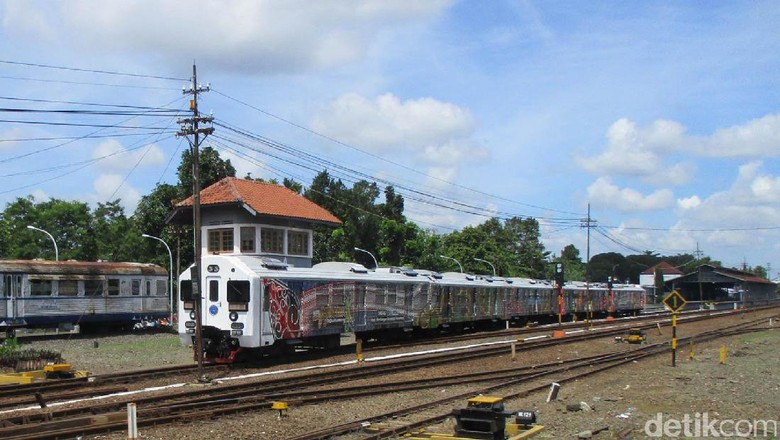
178, 255, 645, 363
0, 259, 169, 335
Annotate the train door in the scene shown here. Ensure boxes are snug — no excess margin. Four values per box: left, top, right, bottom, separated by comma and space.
204, 276, 221, 328
7, 275, 22, 323
1, 274, 23, 334
356, 283, 367, 327
260, 280, 275, 344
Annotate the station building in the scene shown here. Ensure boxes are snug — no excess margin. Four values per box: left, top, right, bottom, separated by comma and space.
666, 264, 777, 306
166, 177, 342, 268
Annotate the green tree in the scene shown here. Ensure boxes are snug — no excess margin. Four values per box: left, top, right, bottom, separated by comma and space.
92, 200, 137, 261
0, 197, 93, 261
177, 146, 236, 197
133, 183, 189, 268
558, 244, 585, 281
589, 252, 626, 282
440, 217, 547, 278
283, 178, 303, 194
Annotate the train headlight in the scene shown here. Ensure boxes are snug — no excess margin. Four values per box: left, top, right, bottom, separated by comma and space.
189, 311, 196, 320
184, 321, 196, 329
229, 311, 239, 322
231, 330, 243, 336
230, 322, 244, 329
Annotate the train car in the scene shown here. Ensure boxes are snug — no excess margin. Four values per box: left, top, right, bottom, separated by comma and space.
178, 254, 646, 363
0, 259, 169, 335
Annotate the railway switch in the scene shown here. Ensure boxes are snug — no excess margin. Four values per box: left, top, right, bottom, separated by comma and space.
448, 396, 542, 440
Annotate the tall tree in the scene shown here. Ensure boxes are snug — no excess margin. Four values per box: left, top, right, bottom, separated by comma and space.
559, 244, 585, 281
176, 146, 236, 197
0, 197, 93, 261
92, 200, 137, 262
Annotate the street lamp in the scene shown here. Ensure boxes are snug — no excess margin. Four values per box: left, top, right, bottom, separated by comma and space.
27, 225, 58, 261
143, 233, 174, 323
440, 255, 463, 273
354, 247, 378, 270
474, 258, 496, 277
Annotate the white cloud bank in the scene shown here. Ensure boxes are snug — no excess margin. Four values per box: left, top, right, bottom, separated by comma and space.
579, 113, 780, 179
1, 0, 454, 74
586, 177, 675, 212
311, 92, 476, 153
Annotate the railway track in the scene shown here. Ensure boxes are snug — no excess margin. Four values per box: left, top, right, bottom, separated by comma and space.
0, 308, 775, 440
0, 306, 732, 412
0, 363, 228, 404
290, 318, 775, 440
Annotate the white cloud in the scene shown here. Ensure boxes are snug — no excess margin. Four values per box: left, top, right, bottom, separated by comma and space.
579, 113, 780, 179
91, 174, 141, 212
750, 175, 780, 203
311, 92, 476, 152
311, 93, 481, 200
30, 189, 49, 202
676, 195, 701, 210
2, 0, 454, 74
217, 148, 270, 181
92, 140, 164, 172
577, 117, 689, 178
586, 177, 674, 212
708, 114, 780, 157
668, 161, 780, 257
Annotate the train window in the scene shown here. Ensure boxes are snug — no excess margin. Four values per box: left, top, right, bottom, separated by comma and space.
84, 280, 103, 296
208, 228, 234, 253
240, 227, 256, 253
209, 280, 219, 302
131, 280, 141, 296
108, 279, 120, 296
2, 275, 8, 297
146, 280, 151, 296
58, 280, 78, 297
227, 280, 250, 302
30, 279, 52, 296
156, 280, 167, 296
287, 230, 309, 256
180, 280, 193, 301
227, 280, 250, 311
260, 228, 283, 254
386, 284, 397, 305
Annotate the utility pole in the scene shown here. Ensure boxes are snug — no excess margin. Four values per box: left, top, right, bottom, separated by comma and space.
580, 204, 597, 322
177, 64, 213, 380
694, 242, 704, 308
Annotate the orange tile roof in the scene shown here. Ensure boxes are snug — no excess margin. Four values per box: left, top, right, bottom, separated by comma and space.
176, 177, 341, 225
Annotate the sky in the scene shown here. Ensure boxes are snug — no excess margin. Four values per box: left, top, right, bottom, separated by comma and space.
0, 1, 779, 274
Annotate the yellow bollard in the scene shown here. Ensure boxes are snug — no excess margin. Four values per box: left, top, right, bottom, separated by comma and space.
720, 345, 727, 364
689, 339, 695, 360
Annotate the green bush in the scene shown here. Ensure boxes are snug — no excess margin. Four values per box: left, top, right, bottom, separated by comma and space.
0, 338, 62, 369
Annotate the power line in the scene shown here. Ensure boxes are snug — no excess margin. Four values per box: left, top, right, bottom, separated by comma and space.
601, 224, 780, 232
211, 88, 583, 218
0, 59, 187, 82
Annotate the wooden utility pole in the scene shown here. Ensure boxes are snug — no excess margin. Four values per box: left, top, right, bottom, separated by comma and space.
177, 64, 214, 380
581, 204, 597, 322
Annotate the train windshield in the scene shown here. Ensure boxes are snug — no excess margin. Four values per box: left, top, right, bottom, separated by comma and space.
227, 280, 250, 311
180, 280, 193, 301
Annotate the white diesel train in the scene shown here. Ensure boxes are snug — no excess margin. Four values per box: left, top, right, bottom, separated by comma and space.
178, 255, 646, 363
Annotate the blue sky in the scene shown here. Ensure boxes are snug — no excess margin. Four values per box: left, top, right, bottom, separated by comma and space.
1, 1, 779, 273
